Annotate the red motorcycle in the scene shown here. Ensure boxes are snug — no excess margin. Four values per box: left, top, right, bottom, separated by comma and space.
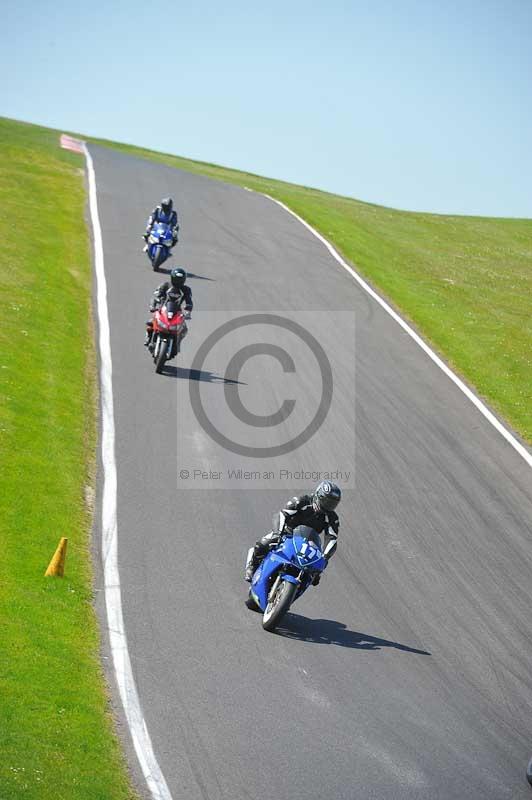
147, 298, 187, 374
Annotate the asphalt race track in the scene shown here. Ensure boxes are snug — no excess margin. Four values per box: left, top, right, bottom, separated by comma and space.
90, 144, 532, 800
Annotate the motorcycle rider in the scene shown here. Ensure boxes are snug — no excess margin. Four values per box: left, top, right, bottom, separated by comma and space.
244, 481, 341, 583
144, 267, 193, 351
143, 197, 179, 250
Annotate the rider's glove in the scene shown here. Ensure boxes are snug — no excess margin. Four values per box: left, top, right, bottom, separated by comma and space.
184, 310, 191, 320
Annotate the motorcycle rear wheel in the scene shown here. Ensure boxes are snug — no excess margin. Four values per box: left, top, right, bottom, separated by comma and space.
262, 580, 297, 632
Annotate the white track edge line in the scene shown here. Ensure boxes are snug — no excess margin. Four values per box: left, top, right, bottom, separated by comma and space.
83, 144, 173, 800
264, 194, 532, 470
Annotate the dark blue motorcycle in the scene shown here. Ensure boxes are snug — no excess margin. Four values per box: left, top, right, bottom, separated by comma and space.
246, 526, 327, 632
146, 222, 174, 270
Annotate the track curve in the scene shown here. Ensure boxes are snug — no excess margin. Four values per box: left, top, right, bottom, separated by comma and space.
90, 144, 532, 800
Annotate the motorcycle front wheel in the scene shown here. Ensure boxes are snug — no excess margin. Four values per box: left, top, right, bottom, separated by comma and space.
155, 339, 168, 374
152, 246, 166, 270
262, 580, 297, 632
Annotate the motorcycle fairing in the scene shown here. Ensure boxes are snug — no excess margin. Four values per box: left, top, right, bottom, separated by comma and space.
250, 534, 326, 611
155, 307, 184, 331
149, 222, 173, 243
278, 535, 327, 571
250, 551, 293, 611
148, 223, 174, 265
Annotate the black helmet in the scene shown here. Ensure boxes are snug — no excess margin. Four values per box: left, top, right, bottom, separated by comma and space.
312, 481, 341, 513
161, 197, 173, 214
170, 267, 187, 290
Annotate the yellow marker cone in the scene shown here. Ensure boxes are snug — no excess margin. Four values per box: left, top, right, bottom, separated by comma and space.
45, 537, 68, 577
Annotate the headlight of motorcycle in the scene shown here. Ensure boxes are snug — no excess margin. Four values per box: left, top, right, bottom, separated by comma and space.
157, 320, 168, 330
149, 235, 157, 244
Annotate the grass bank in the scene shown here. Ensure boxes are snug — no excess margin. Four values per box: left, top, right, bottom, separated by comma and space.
87, 134, 532, 446
0, 117, 137, 799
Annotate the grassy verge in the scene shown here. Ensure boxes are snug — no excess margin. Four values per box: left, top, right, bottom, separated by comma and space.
0, 117, 137, 799
86, 133, 532, 446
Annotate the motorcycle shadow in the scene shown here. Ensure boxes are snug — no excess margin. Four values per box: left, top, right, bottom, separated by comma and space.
187, 271, 215, 281
163, 366, 246, 384
156, 267, 215, 281
276, 613, 431, 655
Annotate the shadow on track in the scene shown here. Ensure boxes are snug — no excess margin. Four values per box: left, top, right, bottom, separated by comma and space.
155, 267, 215, 281
163, 366, 245, 384
276, 614, 431, 655
187, 271, 215, 281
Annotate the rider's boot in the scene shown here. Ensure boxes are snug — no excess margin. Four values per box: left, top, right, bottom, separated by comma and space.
144, 322, 154, 349
245, 532, 281, 581
244, 546, 260, 582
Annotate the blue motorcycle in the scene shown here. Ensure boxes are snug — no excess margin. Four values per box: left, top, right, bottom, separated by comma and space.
146, 222, 174, 270
246, 526, 328, 632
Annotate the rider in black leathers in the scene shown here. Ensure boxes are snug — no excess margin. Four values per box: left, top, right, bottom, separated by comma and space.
244, 481, 341, 582
144, 268, 193, 351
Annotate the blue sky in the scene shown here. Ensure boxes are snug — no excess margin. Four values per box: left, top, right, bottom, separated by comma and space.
1, 0, 531, 217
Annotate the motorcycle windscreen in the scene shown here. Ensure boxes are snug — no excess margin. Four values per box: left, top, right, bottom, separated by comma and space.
291, 525, 322, 548
290, 528, 327, 570
157, 222, 173, 243
165, 298, 179, 317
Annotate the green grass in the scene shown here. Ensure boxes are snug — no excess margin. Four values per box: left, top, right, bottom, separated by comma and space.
0, 117, 137, 799
86, 133, 532, 446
